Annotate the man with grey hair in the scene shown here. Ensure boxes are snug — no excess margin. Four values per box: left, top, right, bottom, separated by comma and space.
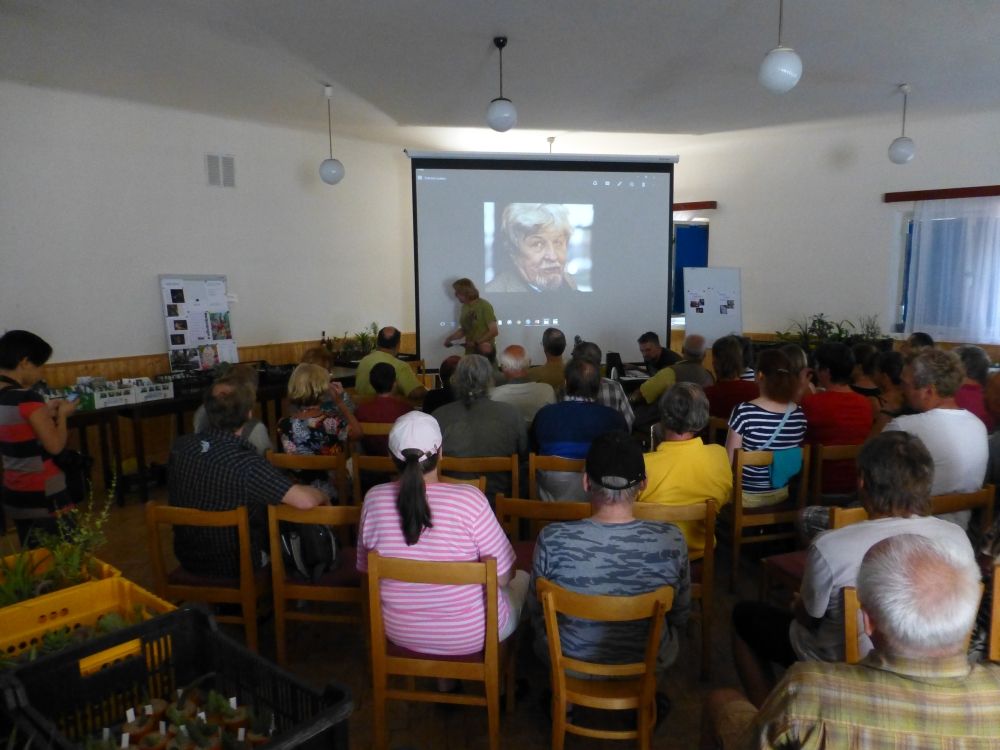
433, 354, 527, 501
638, 383, 731, 561
529, 431, 690, 679
669, 334, 715, 388
705, 533, 1000, 750
572, 339, 635, 430
490, 344, 555, 424
884, 347, 988, 529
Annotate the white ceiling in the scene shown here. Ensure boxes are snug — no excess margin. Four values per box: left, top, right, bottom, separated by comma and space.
3, 0, 1000, 141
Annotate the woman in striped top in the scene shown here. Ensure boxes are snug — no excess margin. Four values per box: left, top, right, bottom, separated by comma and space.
726, 349, 807, 507
357, 411, 528, 659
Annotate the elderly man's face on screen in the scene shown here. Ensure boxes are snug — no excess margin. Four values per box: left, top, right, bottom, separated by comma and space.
512, 227, 569, 290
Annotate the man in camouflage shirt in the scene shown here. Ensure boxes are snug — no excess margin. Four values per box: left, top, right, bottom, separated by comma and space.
528, 430, 691, 673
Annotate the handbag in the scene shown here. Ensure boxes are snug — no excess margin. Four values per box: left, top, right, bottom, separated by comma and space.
758, 406, 803, 490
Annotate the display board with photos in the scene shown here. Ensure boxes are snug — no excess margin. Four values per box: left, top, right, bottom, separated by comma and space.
159, 275, 238, 372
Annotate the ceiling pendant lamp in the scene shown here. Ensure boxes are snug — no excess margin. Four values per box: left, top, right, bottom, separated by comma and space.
888, 84, 915, 164
486, 36, 517, 132
318, 85, 345, 185
758, 0, 802, 94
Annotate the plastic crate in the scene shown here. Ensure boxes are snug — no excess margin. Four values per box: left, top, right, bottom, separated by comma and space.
2, 607, 352, 749
0, 576, 174, 661
0, 549, 119, 589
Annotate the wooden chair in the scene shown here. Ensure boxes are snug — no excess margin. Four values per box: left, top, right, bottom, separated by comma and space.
831, 505, 869, 529
528, 452, 586, 500
707, 417, 729, 446
843, 586, 863, 664
442, 474, 488, 491
266, 504, 364, 665
809, 443, 861, 504
265, 449, 350, 506
440, 454, 520, 502
145, 502, 269, 652
536, 578, 674, 750
633, 500, 717, 679
930, 484, 995, 535
367, 552, 511, 750
494, 494, 591, 573
352, 454, 398, 503
725, 445, 811, 591
353, 421, 394, 458
989, 562, 1000, 663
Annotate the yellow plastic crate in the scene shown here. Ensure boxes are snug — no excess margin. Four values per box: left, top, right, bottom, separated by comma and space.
0, 576, 175, 661
0, 547, 120, 588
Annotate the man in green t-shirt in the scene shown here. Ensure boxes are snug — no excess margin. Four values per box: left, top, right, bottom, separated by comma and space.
355, 327, 426, 399
443, 278, 499, 354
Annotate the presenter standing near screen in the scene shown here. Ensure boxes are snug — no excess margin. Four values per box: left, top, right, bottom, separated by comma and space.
444, 278, 498, 354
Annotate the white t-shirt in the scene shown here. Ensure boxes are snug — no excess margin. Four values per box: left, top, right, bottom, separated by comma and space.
884, 408, 989, 528
490, 381, 556, 424
790, 515, 974, 662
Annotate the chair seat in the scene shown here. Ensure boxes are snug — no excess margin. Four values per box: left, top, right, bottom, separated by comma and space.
742, 498, 799, 517
513, 540, 535, 573
168, 564, 270, 590
762, 550, 807, 580
285, 546, 361, 587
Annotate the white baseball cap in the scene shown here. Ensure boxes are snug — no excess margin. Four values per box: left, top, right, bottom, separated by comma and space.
388, 411, 442, 462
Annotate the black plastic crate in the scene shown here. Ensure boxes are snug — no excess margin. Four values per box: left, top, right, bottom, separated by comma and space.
1, 607, 352, 749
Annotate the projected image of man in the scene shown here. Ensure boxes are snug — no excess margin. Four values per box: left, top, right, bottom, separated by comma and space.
487, 203, 583, 293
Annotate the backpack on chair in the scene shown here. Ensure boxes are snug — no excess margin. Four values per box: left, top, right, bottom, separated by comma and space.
279, 522, 337, 582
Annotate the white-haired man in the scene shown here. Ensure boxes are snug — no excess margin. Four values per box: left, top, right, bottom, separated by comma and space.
706, 533, 1000, 749
490, 344, 556, 424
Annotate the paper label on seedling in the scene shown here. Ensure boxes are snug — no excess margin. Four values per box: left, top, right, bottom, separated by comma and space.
121, 733, 129, 748
229, 696, 237, 709
177, 689, 183, 699
159, 721, 166, 734
180, 726, 189, 736
103, 728, 110, 740
145, 704, 153, 716
198, 712, 206, 721
126, 708, 136, 723
237, 728, 246, 741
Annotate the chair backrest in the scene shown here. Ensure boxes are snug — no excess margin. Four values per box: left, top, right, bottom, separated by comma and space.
732, 445, 811, 511
930, 484, 995, 534
441, 474, 488, 491
440, 454, 520, 499
367, 551, 498, 668
633, 500, 717, 570
267, 503, 361, 579
494, 494, 590, 540
536, 578, 673, 680
708, 417, 729, 446
528, 452, 586, 500
842, 586, 863, 664
810, 443, 862, 503
265, 449, 349, 504
352, 454, 398, 503
989, 562, 1000, 663
829, 505, 869, 530
145, 502, 254, 595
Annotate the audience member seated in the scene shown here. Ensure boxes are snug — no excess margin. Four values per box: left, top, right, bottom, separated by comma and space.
800, 342, 873, 496
300, 345, 356, 413
986, 369, 1000, 428
670, 334, 715, 388
354, 326, 426, 399
732, 431, 974, 706
354, 362, 413, 456
529, 431, 690, 678
777, 343, 814, 402
870, 349, 908, 433
849, 342, 880, 398
434, 354, 527, 500
277, 363, 361, 500
572, 340, 635, 430
639, 383, 732, 560
738, 336, 756, 382
885, 348, 988, 529
955, 345, 995, 432
901, 330, 935, 355
356, 412, 527, 662
637, 330, 681, 375
490, 344, 555, 424
708, 533, 992, 749
527, 326, 568, 391
532, 358, 628, 501
192, 364, 273, 456
705, 335, 759, 420
421, 354, 460, 415
169, 382, 327, 579
726, 349, 807, 508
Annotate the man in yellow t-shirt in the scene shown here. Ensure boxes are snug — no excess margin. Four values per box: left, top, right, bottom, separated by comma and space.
354, 327, 426, 399
638, 382, 732, 559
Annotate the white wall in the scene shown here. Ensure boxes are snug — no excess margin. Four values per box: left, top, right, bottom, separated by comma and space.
0, 81, 413, 362
4, 78, 1000, 362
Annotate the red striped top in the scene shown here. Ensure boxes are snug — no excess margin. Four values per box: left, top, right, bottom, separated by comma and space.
357, 480, 515, 655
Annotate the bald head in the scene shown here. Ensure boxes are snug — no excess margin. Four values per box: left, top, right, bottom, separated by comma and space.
377, 326, 401, 351
682, 335, 706, 362
499, 345, 530, 378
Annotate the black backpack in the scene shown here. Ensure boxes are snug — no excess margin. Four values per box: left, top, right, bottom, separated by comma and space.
278, 522, 337, 582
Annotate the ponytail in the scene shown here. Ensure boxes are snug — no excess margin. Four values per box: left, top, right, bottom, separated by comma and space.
756, 349, 798, 403
393, 449, 437, 545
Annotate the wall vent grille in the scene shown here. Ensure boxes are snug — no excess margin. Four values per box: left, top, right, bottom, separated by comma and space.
206, 154, 236, 187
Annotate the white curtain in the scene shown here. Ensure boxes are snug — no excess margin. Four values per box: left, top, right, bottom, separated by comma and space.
906, 196, 1000, 343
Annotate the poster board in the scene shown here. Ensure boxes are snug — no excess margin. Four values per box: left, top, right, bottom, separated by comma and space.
683, 267, 742, 345
159, 275, 238, 372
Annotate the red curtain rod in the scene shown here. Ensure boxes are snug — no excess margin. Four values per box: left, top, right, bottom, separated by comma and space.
883, 185, 1000, 203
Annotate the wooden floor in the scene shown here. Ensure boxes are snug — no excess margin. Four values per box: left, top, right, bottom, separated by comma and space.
24, 487, 779, 750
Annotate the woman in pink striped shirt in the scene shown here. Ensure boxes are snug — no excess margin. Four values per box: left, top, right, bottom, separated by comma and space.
357, 411, 528, 659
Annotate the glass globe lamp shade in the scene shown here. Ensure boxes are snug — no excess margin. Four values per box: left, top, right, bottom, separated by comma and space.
758, 46, 802, 93
319, 158, 345, 185
888, 136, 915, 164
486, 97, 518, 132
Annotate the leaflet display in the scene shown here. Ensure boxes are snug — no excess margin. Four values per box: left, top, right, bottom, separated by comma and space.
158, 275, 238, 371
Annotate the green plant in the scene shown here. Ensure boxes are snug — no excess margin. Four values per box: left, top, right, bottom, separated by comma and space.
854, 314, 883, 342
34, 487, 113, 589
0, 549, 49, 606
